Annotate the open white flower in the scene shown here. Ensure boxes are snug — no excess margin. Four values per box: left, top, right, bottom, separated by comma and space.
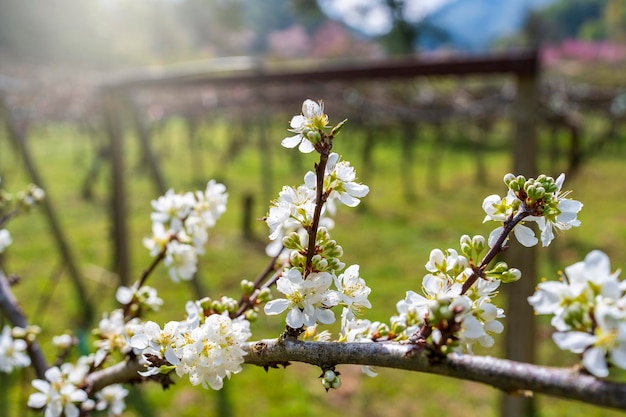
164, 240, 198, 282
281, 99, 328, 153
0, 229, 12, 253
528, 174, 583, 247
553, 302, 626, 378
334, 265, 371, 320
28, 366, 88, 417
170, 314, 251, 390
95, 384, 128, 416
304, 153, 369, 212
0, 325, 31, 372
264, 268, 337, 328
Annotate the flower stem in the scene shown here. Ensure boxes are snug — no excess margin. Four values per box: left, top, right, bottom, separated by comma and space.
461, 209, 530, 294
235, 251, 282, 317
304, 137, 331, 277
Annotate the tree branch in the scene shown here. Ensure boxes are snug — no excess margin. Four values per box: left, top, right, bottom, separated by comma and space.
0, 269, 49, 379
242, 339, 626, 411
81, 337, 626, 410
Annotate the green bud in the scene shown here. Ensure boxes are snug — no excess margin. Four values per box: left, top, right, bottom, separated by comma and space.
472, 235, 485, 253
460, 234, 472, 246
501, 268, 522, 283
503, 173, 516, 186
489, 261, 509, 274
283, 232, 302, 250
323, 370, 337, 383
257, 288, 272, 303
244, 309, 258, 322
199, 297, 212, 310
307, 130, 322, 144
240, 279, 255, 295
460, 242, 473, 259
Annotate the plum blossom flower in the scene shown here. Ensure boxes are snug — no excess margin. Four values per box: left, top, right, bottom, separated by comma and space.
265, 185, 316, 241
169, 314, 251, 390
530, 250, 626, 377
334, 264, 371, 320
552, 302, 626, 378
529, 250, 620, 332
482, 192, 537, 248
281, 99, 329, 153
116, 284, 163, 313
28, 366, 88, 417
144, 181, 227, 281
527, 174, 583, 247
164, 240, 198, 282
304, 153, 369, 212
94, 309, 141, 362
150, 189, 195, 232
95, 384, 128, 416
0, 229, 11, 253
0, 325, 31, 372
264, 268, 338, 328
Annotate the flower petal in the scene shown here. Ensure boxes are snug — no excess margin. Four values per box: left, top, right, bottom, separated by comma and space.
264, 299, 291, 315
281, 134, 302, 149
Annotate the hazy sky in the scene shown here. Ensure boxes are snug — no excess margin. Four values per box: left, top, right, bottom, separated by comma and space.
319, 0, 454, 36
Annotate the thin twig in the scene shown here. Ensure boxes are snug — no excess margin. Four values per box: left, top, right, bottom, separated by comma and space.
0, 269, 49, 379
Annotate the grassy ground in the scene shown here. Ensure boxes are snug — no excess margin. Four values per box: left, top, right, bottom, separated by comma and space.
1, 113, 625, 417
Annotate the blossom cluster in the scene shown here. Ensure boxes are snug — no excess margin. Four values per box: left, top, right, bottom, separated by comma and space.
143, 180, 228, 282
0, 325, 31, 373
392, 241, 508, 353
529, 250, 626, 377
264, 100, 372, 338
482, 173, 582, 248
130, 300, 251, 390
28, 358, 128, 417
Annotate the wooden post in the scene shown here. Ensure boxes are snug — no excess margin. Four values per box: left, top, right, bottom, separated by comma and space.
129, 98, 167, 195
102, 88, 131, 286
500, 71, 539, 417
0, 95, 94, 327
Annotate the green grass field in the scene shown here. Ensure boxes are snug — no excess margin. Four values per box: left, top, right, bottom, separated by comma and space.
1, 114, 625, 417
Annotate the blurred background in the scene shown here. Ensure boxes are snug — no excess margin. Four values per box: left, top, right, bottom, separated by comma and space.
1, 1, 626, 416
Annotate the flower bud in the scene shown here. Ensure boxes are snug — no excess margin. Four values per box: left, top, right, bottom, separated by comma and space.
460, 242, 473, 259
489, 261, 509, 274
199, 297, 212, 310
240, 279, 255, 295
306, 130, 322, 145
323, 370, 337, 383
244, 309, 259, 322
257, 288, 272, 303
282, 232, 302, 250
501, 268, 522, 283
503, 173, 516, 186
472, 235, 486, 253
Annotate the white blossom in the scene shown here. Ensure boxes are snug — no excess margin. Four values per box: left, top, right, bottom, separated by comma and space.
0, 229, 12, 253
304, 153, 369, 212
527, 174, 583, 247
530, 250, 626, 377
95, 384, 128, 416
334, 264, 371, 320
164, 240, 198, 282
169, 314, 251, 390
0, 325, 31, 372
28, 366, 88, 417
264, 268, 338, 328
281, 99, 328, 153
